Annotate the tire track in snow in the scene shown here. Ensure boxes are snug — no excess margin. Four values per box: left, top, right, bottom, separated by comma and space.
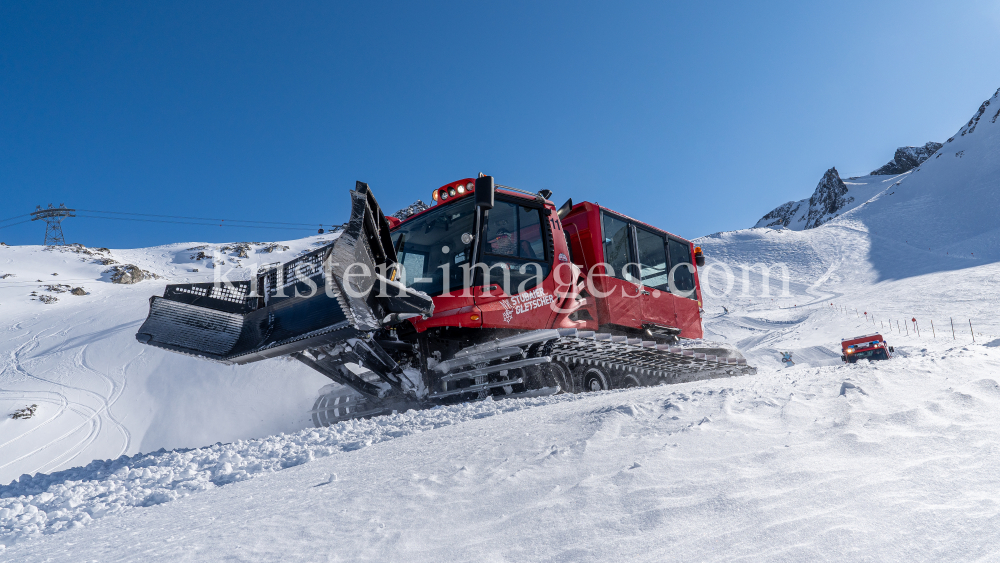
73, 342, 132, 459
0, 329, 112, 478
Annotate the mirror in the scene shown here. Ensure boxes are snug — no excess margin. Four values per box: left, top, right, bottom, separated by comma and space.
475, 175, 495, 210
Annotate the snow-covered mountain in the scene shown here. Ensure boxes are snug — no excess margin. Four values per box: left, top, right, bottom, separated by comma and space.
753, 88, 1000, 256
869, 141, 943, 175
755, 167, 860, 230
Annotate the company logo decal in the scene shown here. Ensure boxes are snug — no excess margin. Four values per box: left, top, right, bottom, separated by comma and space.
501, 287, 555, 323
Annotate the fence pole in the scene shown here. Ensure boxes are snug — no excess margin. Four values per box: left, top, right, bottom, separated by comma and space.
951, 318, 955, 340
915, 321, 920, 337
931, 320, 935, 338
970, 319, 975, 343
904, 321, 908, 336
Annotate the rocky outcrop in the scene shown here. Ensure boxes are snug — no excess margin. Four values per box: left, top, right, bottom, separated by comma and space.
105, 264, 159, 284
870, 142, 943, 175
755, 167, 854, 230
393, 200, 430, 220
258, 243, 289, 254
756, 201, 802, 229
804, 167, 853, 229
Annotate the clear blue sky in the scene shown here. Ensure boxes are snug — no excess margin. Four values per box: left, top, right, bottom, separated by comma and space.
2, 1, 999, 248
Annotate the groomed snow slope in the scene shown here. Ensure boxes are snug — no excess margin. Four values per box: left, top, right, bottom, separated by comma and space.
0, 237, 335, 486
4, 320, 1000, 561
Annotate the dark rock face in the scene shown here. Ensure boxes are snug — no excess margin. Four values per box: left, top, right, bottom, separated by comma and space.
393, 200, 430, 220
958, 89, 998, 136
804, 167, 853, 229
757, 201, 802, 229
870, 142, 943, 175
756, 167, 855, 230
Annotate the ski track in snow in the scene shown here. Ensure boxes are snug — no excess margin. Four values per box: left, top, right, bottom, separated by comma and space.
1, 330, 123, 478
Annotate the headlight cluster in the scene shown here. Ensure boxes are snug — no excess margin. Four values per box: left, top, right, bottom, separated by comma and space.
433, 182, 474, 203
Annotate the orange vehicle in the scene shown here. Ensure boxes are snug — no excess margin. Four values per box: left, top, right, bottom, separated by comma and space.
841, 334, 894, 363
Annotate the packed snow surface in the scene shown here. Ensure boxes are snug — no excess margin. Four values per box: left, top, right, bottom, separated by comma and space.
4, 330, 1000, 561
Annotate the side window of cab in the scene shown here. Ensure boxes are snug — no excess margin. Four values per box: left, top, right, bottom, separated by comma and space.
601, 212, 638, 282
482, 200, 550, 293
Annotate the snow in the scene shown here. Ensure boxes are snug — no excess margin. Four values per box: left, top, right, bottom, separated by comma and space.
752, 172, 905, 231
4, 88, 1000, 561
5, 335, 1000, 561
1, 393, 580, 548
0, 237, 338, 486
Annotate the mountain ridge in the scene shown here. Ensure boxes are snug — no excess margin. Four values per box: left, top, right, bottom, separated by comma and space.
753, 87, 999, 235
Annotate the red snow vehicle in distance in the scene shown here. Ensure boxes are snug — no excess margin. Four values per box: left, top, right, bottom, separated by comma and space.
841, 334, 894, 363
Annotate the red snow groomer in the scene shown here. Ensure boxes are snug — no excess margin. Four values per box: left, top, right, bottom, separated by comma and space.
841, 334, 894, 363
135, 175, 754, 425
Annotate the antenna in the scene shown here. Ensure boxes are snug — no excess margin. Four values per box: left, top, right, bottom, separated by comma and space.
30, 204, 76, 246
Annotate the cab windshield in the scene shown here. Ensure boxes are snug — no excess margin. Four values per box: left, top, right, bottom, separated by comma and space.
847, 348, 888, 362
390, 198, 476, 296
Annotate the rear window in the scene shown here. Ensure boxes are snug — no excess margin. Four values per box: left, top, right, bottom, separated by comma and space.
667, 238, 696, 297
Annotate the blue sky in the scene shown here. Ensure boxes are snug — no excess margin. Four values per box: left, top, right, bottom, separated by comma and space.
2, 1, 999, 248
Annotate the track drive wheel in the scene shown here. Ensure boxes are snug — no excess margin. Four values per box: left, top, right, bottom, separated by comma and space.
582, 366, 610, 392
544, 362, 575, 394
621, 374, 641, 388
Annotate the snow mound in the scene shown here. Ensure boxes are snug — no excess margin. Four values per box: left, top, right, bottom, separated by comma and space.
0, 393, 580, 547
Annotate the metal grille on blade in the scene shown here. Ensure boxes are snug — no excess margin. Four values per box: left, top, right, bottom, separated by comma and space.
141, 298, 243, 356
